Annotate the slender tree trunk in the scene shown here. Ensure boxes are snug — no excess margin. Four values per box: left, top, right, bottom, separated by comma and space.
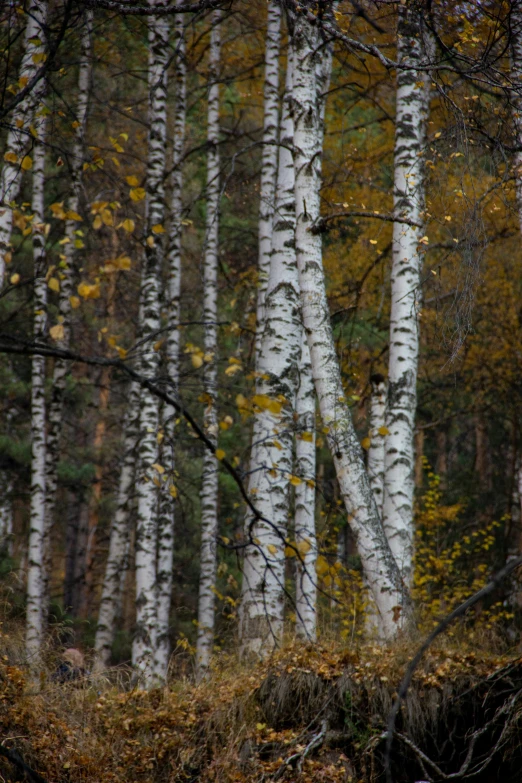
196, 11, 221, 676
93, 382, 139, 670
0, 475, 14, 556
292, 7, 409, 638
368, 374, 387, 518
153, 1, 187, 682
383, 1, 429, 586
239, 43, 302, 657
26, 113, 47, 662
0, 0, 47, 287
294, 335, 317, 641
510, 1, 522, 228
255, 0, 281, 368
132, 1, 169, 686
43, 12, 92, 604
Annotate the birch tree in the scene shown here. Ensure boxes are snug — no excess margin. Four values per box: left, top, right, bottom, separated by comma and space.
239, 44, 303, 657
196, 10, 221, 676
510, 2, 522, 227
383, 0, 429, 586
292, 6, 409, 638
255, 0, 281, 367
368, 374, 387, 519
26, 113, 47, 661
154, 2, 187, 682
132, 1, 170, 685
43, 12, 92, 599
0, 0, 47, 289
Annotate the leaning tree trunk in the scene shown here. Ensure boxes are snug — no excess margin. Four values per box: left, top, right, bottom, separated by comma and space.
0, 0, 47, 288
132, 1, 169, 686
239, 43, 302, 658
93, 383, 139, 671
510, 0, 522, 229
154, 0, 187, 682
254, 0, 281, 368
43, 12, 92, 605
368, 374, 387, 519
292, 6, 409, 639
26, 113, 47, 662
196, 11, 222, 677
382, 0, 429, 587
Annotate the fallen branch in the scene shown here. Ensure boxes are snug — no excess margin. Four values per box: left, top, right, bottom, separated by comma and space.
272, 719, 327, 779
0, 743, 49, 783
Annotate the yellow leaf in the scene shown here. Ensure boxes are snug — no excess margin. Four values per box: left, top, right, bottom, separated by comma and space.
191, 353, 203, 368
267, 544, 278, 555
289, 475, 302, 486
297, 539, 312, 556
152, 463, 165, 474
69, 296, 80, 309
21, 156, 32, 171
419, 235, 429, 245
225, 363, 242, 376
369, 239, 378, 245
120, 218, 135, 233
50, 202, 66, 219
169, 484, 178, 498
9, 273, 20, 285
215, 449, 225, 461
126, 175, 139, 186
74, 239, 84, 249
153, 340, 163, 351
49, 323, 65, 341
252, 394, 282, 415
377, 426, 389, 436
115, 255, 131, 270
116, 346, 127, 359
101, 208, 113, 226
130, 187, 145, 202
361, 437, 371, 450
300, 431, 313, 442
3, 152, 18, 164
77, 281, 100, 299
152, 223, 165, 234
48, 277, 60, 292
256, 723, 266, 731
93, 215, 102, 230
146, 235, 155, 247
65, 210, 82, 221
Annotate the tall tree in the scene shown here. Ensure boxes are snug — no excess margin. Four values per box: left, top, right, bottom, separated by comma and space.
254, 0, 281, 368
383, 0, 429, 586
132, 0, 170, 686
43, 11, 93, 603
0, 0, 48, 288
292, 4, 408, 638
368, 374, 387, 519
239, 41, 303, 657
196, 9, 222, 676
25, 112, 47, 661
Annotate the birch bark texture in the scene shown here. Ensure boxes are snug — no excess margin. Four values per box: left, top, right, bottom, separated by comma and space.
239, 44, 303, 657
292, 7, 408, 638
132, 3, 170, 685
510, 1, 522, 224
368, 374, 387, 519
0, 0, 48, 288
26, 113, 48, 661
43, 13, 92, 601
94, 382, 139, 670
383, 0, 429, 587
155, 1, 187, 681
196, 10, 221, 676
255, 0, 281, 368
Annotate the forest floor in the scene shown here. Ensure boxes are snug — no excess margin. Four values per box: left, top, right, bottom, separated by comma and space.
1, 630, 522, 783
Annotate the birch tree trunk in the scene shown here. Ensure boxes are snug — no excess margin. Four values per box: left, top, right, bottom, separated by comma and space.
239, 44, 303, 657
0, 475, 13, 556
154, 1, 187, 682
132, 1, 169, 686
196, 11, 221, 676
255, 0, 281, 368
510, 1, 522, 228
294, 335, 317, 641
383, 1, 429, 587
368, 374, 387, 519
93, 383, 139, 670
292, 7, 409, 639
26, 113, 47, 662
43, 13, 92, 603
0, 0, 47, 288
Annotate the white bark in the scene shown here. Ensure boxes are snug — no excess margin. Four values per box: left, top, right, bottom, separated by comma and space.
0, 0, 48, 288
26, 111, 47, 662
239, 45, 302, 657
293, 9, 408, 639
0, 474, 13, 556
383, 1, 429, 587
255, 0, 281, 368
132, 1, 170, 686
196, 11, 221, 676
44, 13, 92, 599
294, 335, 317, 641
94, 382, 139, 671
153, 2, 187, 681
368, 374, 387, 519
